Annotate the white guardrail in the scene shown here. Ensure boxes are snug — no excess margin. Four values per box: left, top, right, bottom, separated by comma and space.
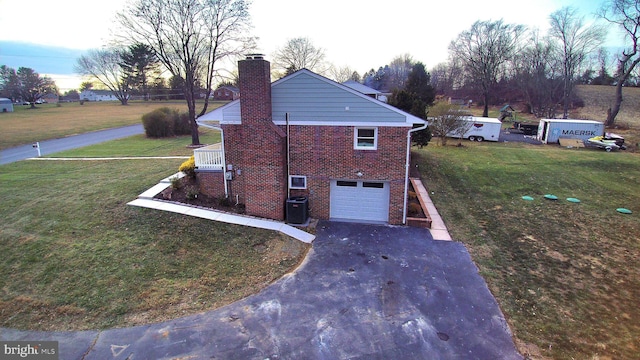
194, 143, 224, 170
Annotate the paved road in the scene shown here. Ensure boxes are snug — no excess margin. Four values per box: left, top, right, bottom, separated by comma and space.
2, 221, 522, 360
0, 124, 144, 165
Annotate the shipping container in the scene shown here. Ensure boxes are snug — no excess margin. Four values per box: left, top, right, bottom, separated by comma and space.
537, 119, 605, 144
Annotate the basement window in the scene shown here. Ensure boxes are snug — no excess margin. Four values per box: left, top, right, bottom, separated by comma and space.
354, 127, 378, 150
289, 175, 307, 189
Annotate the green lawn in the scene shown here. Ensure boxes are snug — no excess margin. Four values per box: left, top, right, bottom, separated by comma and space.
49, 128, 221, 158
415, 141, 640, 359
0, 133, 308, 331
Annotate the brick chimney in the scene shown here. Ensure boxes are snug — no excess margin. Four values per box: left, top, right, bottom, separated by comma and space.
238, 54, 272, 125
228, 55, 287, 220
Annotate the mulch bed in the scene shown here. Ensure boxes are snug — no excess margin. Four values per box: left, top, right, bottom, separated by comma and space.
154, 176, 246, 214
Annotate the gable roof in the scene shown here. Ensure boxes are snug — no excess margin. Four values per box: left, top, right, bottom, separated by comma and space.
216, 85, 239, 92
198, 69, 424, 127
342, 80, 382, 96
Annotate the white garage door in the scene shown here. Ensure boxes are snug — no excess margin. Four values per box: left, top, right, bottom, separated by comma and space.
330, 180, 390, 222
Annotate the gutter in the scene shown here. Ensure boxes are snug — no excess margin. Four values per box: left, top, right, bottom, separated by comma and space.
195, 120, 228, 198
403, 120, 428, 225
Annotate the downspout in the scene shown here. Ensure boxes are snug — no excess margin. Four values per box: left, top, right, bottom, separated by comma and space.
196, 120, 228, 198
286, 112, 291, 199
403, 120, 428, 225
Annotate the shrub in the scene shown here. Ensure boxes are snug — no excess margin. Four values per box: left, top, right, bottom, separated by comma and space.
169, 176, 183, 190
185, 185, 199, 200
179, 156, 196, 178
142, 108, 175, 138
141, 107, 192, 138
408, 190, 417, 201
174, 111, 192, 136
412, 125, 432, 148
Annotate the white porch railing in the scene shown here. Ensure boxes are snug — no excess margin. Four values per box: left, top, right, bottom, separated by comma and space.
194, 143, 224, 170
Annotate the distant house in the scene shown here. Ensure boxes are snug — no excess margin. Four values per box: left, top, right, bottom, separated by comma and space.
448, 97, 472, 108
80, 90, 118, 102
212, 85, 240, 101
0, 98, 13, 112
42, 93, 59, 104
342, 80, 387, 102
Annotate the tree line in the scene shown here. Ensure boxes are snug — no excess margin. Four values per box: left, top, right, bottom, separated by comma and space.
0, 66, 57, 107
1, 0, 637, 145
74, 43, 203, 104
272, 1, 638, 128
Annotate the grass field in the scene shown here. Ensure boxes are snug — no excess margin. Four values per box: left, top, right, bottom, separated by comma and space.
0, 133, 308, 331
0, 100, 226, 150
415, 142, 640, 359
49, 129, 221, 158
574, 85, 640, 127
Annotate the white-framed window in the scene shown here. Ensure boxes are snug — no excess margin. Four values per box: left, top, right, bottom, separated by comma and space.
289, 175, 307, 189
354, 127, 378, 150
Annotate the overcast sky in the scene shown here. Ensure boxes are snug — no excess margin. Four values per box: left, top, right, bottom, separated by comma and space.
0, 0, 623, 91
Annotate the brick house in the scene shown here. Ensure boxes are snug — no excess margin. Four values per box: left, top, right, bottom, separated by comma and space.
212, 85, 240, 101
195, 55, 425, 225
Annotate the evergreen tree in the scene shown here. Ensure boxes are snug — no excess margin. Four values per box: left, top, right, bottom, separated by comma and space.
120, 43, 160, 100
388, 62, 435, 147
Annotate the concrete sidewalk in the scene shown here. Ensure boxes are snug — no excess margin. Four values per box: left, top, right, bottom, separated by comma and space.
126, 171, 316, 243
1, 222, 522, 360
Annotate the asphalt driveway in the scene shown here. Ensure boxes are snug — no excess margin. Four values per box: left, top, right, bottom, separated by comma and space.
1, 221, 522, 359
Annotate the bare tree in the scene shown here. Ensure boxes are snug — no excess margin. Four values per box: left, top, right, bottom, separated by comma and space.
449, 19, 526, 117
549, 7, 607, 118
428, 102, 473, 146
385, 54, 415, 91
430, 59, 464, 97
328, 65, 357, 83
513, 30, 564, 118
76, 48, 132, 105
599, 0, 640, 126
117, 0, 255, 146
591, 47, 616, 85
272, 37, 326, 77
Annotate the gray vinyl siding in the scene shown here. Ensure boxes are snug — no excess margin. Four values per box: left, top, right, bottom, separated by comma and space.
199, 100, 241, 123
221, 101, 241, 122
271, 72, 405, 124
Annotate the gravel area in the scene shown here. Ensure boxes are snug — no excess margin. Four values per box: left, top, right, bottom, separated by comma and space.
499, 129, 543, 145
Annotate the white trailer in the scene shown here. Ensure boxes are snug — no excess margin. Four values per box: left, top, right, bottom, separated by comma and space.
0, 98, 13, 112
448, 117, 502, 142
537, 119, 605, 144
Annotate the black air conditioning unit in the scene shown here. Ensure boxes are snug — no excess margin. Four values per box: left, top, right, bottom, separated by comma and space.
286, 196, 308, 224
